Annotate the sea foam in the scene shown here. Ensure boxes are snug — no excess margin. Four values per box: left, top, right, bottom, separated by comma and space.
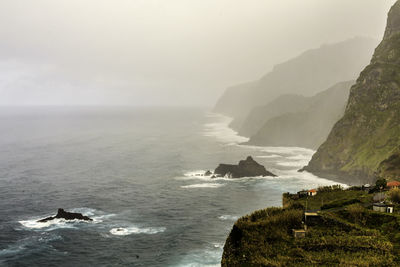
218, 215, 239, 221
109, 226, 166, 236
18, 208, 110, 231
181, 183, 224, 189
203, 113, 248, 145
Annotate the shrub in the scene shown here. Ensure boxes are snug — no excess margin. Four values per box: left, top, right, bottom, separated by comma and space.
375, 178, 387, 190
347, 204, 365, 225
317, 185, 344, 193
388, 188, 400, 203
288, 202, 305, 210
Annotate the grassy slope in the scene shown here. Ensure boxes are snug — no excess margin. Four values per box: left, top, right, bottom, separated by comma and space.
222, 189, 400, 266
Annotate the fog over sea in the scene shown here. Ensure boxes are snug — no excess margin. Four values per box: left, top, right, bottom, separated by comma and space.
0, 107, 344, 266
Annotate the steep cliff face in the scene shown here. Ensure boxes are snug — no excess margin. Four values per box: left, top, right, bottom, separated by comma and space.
214, 37, 378, 130
303, 1, 400, 183
246, 81, 353, 149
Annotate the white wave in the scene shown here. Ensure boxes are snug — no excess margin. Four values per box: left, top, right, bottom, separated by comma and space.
176, 243, 223, 267
180, 170, 214, 180
276, 160, 309, 167
273, 169, 348, 191
91, 213, 117, 223
178, 170, 279, 184
260, 146, 315, 155
18, 208, 106, 231
286, 154, 312, 160
19, 218, 82, 231
240, 144, 315, 155
184, 170, 210, 177
203, 113, 248, 145
256, 154, 282, 159
181, 183, 224, 189
213, 242, 224, 249
218, 215, 239, 221
109, 226, 166, 236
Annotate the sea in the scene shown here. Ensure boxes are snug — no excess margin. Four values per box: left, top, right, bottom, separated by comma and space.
0, 107, 344, 266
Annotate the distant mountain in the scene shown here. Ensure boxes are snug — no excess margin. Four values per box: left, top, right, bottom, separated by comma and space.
246, 81, 353, 149
303, 1, 400, 183
238, 94, 309, 137
214, 37, 379, 131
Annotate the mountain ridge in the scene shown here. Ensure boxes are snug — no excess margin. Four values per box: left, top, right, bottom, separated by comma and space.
214, 37, 379, 131
302, 0, 400, 184
244, 81, 354, 149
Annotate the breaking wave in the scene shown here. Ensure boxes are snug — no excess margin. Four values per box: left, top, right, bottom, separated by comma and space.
218, 215, 239, 221
18, 208, 115, 231
203, 113, 248, 145
181, 183, 224, 189
110, 226, 166, 236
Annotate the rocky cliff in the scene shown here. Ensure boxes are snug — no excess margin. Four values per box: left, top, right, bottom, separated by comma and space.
214, 37, 378, 131
245, 81, 353, 149
303, 1, 400, 183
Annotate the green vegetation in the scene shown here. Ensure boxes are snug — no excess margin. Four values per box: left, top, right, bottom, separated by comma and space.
303, 0, 400, 183
295, 186, 371, 210
222, 187, 400, 266
389, 188, 400, 204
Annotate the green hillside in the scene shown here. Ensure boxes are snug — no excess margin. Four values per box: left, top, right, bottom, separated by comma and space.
222, 186, 400, 266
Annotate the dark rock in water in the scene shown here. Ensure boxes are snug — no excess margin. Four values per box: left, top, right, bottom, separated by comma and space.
37, 208, 93, 223
214, 156, 276, 178
205, 170, 212, 176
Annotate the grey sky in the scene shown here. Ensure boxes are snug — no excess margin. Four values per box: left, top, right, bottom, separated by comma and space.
0, 0, 396, 106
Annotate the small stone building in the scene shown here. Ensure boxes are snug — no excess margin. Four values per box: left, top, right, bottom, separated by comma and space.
304, 211, 321, 226
373, 203, 394, 213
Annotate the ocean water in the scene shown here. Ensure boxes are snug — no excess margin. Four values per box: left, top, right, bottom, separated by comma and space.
0, 107, 344, 266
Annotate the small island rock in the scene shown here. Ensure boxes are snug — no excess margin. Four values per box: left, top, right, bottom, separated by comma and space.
38, 208, 93, 222
214, 156, 276, 178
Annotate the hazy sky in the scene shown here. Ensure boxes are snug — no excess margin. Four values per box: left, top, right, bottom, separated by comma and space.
0, 0, 396, 106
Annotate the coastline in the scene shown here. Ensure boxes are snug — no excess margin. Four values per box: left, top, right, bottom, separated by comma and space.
204, 112, 349, 192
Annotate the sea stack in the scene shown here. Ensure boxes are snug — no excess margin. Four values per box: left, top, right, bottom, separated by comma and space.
37, 208, 93, 222
214, 156, 276, 178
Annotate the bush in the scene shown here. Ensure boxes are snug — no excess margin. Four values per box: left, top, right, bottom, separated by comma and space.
288, 202, 305, 210
375, 178, 387, 190
347, 204, 366, 225
317, 185, 344, 193
388, 188, 400, 204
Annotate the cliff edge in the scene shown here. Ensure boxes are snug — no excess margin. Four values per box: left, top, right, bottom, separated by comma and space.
303, 1, 400, 184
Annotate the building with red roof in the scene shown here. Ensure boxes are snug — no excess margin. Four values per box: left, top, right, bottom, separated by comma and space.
308, 189, 317, 196
387, 181, 400, 189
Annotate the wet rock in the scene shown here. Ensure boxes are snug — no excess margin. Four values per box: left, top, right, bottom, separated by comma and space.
38, 208, 92, 222
214, 156, 276, 178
